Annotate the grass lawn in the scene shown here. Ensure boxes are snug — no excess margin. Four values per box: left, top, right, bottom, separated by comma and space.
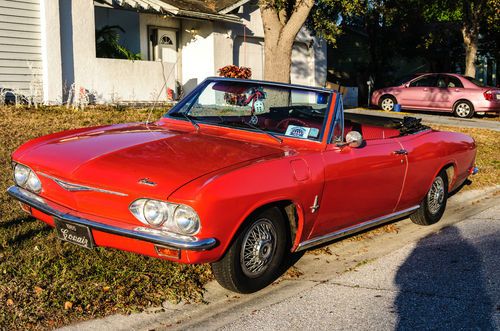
0, 106, 212, 330
0, 106, 498, 329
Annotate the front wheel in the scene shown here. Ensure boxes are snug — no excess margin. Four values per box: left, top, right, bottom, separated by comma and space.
410, 171, 448, 226
453, 100, 474, 118
211, 207, 288, 293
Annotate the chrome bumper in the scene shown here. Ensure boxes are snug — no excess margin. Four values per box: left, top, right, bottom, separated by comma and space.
7, 186, 217, 251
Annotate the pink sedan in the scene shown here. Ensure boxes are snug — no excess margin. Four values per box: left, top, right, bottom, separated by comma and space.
371, 73, 500, 118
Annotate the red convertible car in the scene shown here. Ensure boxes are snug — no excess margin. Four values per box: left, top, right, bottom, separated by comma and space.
8, 78, 477, 293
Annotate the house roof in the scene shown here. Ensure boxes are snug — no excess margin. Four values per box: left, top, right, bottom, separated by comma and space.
95, 0, 249, 23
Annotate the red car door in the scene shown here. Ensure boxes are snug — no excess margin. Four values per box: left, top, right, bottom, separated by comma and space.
308, 138, 406, 239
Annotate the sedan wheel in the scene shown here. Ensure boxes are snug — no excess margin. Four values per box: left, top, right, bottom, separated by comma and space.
212, 207, 288, 293
410, 170, 448, 226
380, 96, 395, 111
454, 101, 474, 118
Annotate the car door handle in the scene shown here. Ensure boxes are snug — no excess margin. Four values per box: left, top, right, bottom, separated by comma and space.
393, 149, 408, 155
423, 88, 429, 92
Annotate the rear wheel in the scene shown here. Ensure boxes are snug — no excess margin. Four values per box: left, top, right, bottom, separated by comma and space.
380, 95, 396, 111
453, 100, 474, 118
410, 171, 448, 226
211, 207, 288, 293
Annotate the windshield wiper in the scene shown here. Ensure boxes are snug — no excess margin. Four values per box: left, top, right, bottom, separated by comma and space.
236, 120, 283, 144
172, 112, 199, 130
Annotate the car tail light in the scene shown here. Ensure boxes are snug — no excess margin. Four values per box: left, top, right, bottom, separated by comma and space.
483, 90, 494, 101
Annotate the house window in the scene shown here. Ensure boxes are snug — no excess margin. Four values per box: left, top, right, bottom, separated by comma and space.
94, 6, 141, 60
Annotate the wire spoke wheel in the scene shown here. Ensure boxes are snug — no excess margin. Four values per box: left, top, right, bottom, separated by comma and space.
427, 176, 445, 215
240, 218, 277, 278
211, 207, 287, 293
410, 171, 448, 226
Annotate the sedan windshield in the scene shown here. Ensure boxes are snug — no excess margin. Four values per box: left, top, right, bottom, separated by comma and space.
167, 79, 331, 141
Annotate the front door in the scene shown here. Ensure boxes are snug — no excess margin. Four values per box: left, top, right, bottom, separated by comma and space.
398, 74, 438, 109
156, 29, 177, 97
308, 138, 406, 239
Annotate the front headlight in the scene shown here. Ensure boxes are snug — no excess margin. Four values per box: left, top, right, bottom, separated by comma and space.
27, 171, 42, 193
14, 163, 42, 193
129, 198, 200, 236
174, 205, 200, 235
144, 200, 168, 226
14, 164, 30, 186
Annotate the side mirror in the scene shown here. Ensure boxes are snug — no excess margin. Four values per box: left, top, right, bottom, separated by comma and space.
345, 131, 363, 148
404, 83, 409, 88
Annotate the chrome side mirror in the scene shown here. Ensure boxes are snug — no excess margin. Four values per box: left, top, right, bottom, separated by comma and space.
345, 131, 363, 148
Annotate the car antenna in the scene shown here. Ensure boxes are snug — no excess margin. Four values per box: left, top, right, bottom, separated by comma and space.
145, 55, 181, 127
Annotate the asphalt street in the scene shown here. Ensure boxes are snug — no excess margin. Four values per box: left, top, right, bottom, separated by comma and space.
345, 108, 500, 131
60, 188, 500, 331
215, 205, 499, 331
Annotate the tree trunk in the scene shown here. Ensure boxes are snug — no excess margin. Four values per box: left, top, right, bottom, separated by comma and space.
263, 39, 293, 83
259, 0, 314, 83
462, 26, 478, 77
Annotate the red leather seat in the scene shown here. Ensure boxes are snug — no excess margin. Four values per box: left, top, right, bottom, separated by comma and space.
360, 125, 400, 140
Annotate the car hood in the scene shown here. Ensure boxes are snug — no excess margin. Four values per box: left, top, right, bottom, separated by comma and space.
15, 123, 284, 198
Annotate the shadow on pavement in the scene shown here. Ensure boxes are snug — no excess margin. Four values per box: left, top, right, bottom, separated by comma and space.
395, 226, 497, 330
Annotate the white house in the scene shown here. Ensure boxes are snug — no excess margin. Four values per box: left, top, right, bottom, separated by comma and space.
0, 0, 326, 104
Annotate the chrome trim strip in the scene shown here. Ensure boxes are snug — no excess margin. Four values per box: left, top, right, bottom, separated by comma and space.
296, 205, 420, 252
7, 186, 217, 251
38, 172, 128, 197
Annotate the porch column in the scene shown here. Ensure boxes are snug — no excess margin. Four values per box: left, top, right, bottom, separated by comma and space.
40, 0, 63, 104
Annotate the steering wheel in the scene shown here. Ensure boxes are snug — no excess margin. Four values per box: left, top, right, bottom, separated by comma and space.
276, 118, 308, 131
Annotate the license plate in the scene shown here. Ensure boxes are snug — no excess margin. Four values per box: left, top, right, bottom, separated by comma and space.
54, 218, 94, 249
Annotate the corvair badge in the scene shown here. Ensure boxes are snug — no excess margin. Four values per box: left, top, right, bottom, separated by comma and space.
138, 178, 157, 186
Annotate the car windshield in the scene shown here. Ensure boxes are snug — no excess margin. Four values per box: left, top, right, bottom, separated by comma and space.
167, 79, 331, 141
464, 76, 485, 87
394, 74, 419, 86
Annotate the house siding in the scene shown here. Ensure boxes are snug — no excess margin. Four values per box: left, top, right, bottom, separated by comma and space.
0, 0, 42, 93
